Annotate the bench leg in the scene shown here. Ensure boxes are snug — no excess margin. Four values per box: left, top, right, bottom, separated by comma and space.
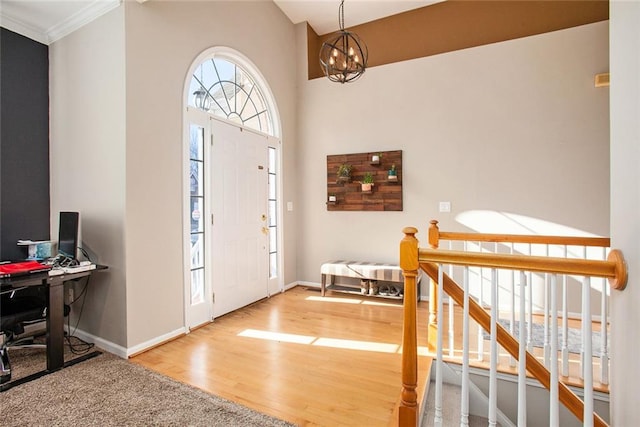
321, 274, 326, 296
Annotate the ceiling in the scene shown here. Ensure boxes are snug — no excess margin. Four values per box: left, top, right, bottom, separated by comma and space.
0, 0, 441, 45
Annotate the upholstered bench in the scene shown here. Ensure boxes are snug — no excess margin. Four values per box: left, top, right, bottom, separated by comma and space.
320, 260, 420, 300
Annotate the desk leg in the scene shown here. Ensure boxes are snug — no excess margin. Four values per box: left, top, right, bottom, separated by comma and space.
321, 274, 326, 296
46, 282, 65, 371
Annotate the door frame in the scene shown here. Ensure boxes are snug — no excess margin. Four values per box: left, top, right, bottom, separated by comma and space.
182, 111, 284, 330
182, 47, 284, 331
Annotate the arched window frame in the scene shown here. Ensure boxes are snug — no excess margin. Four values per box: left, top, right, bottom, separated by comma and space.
186, 47, 281, 138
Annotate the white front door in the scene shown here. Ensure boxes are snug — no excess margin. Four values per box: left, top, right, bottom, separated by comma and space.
210, 117, 270, 318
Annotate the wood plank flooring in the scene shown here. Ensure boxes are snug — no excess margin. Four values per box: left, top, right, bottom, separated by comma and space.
131, 285, 605, 426
131, 286, 432, 427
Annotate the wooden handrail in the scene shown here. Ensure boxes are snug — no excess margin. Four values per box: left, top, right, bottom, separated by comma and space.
428, 219, 611, 249
419, 261, 608, 427
418, 247, 627, 290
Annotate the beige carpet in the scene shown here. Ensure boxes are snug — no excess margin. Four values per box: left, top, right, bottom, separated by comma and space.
1, 350, 296, 426
2, 335, 95, 385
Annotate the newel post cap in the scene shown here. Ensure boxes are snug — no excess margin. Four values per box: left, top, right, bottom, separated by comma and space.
400, 227, 419, 271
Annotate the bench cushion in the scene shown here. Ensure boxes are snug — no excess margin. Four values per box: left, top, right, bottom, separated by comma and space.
320, 261, 405, 283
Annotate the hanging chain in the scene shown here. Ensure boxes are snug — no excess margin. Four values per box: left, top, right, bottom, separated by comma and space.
339, 0, 345, 31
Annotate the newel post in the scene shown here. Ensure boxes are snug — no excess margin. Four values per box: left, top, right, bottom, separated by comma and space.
427, 220, 440, 352
399, 227, 419, 427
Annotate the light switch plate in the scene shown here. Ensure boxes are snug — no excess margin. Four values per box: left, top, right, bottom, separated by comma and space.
287, 202, 293, 212
439, 201, 451, 213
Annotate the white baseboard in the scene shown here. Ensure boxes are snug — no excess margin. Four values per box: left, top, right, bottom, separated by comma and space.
67, 326, 187, 359
293, 280, 319, 289
125, 327, 187, 357
66, 327, 128, 359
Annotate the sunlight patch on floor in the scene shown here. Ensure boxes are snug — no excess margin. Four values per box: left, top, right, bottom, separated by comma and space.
313, 337, 399, 353
237, 328, 412, 354
238, 328, 316, 344
305, 295, 362, 304
305, 295, 402, 308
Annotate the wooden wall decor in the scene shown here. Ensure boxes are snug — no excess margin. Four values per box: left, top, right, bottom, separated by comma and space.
327, 150, 403, 211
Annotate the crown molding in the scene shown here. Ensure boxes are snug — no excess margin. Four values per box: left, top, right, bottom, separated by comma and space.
0, 12, 49, 45
47, 0, 122, 44
0, 0, 122, 45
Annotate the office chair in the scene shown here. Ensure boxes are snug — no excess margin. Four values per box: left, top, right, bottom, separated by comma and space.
0, 285, 69, 384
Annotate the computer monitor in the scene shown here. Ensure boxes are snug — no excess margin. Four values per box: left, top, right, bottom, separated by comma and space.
58, 211, 79, 260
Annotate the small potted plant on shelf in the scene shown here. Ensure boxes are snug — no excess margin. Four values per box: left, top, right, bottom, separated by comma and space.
328, 194, 337, 204
371, 152, 382, 165
388, 164, 398, 181
361, 172, 374, 192
337, 164, 352, 183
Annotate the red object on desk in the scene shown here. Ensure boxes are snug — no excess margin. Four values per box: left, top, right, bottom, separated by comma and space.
0, 261, 51, 278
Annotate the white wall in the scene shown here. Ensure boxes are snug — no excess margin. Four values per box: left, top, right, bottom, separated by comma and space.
123, 1, 297, 347
609, 1, 640, 424
296, 22, 610, 293
49, 7, 127, 347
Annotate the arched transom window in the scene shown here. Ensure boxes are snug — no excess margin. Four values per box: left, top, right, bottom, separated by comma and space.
188, 58, 274, 135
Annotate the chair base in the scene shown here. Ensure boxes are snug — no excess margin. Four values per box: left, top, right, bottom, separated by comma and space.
0, 348, 11, 384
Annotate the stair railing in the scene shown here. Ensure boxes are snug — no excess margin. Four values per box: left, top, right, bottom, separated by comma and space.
427, 219, 614, 385
398, 225, 627, 427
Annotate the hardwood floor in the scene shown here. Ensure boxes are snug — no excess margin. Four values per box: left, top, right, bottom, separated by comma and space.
131, 286, 432, 427
131, 285, 605, 426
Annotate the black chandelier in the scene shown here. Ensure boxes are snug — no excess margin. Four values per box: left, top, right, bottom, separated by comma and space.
319, 0, 368, 83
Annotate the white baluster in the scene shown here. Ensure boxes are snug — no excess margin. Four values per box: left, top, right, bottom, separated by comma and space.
600, 248, 609, 385
434, 265, 444, 427
561, 246, 569, 377
477, 241, 484, 362
518, 271, 527, 427
527, 245, 533, 353
509, 243, 516, 368
579, 247, 587, 380
448, 242, 455, 358
461, 267, 470, 427
549, 274, 559, 426
582, 277, 594, 427
477, 298, 484, 359
600, 278, 609, 385
488, 268, 498, 426
448, 294, 455, 358
543, 247, 550, 367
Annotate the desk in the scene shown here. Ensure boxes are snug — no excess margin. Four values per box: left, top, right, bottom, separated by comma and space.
0, 265, 106, 390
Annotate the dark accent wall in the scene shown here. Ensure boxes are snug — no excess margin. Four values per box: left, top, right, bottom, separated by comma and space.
0, 28, 50, 261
